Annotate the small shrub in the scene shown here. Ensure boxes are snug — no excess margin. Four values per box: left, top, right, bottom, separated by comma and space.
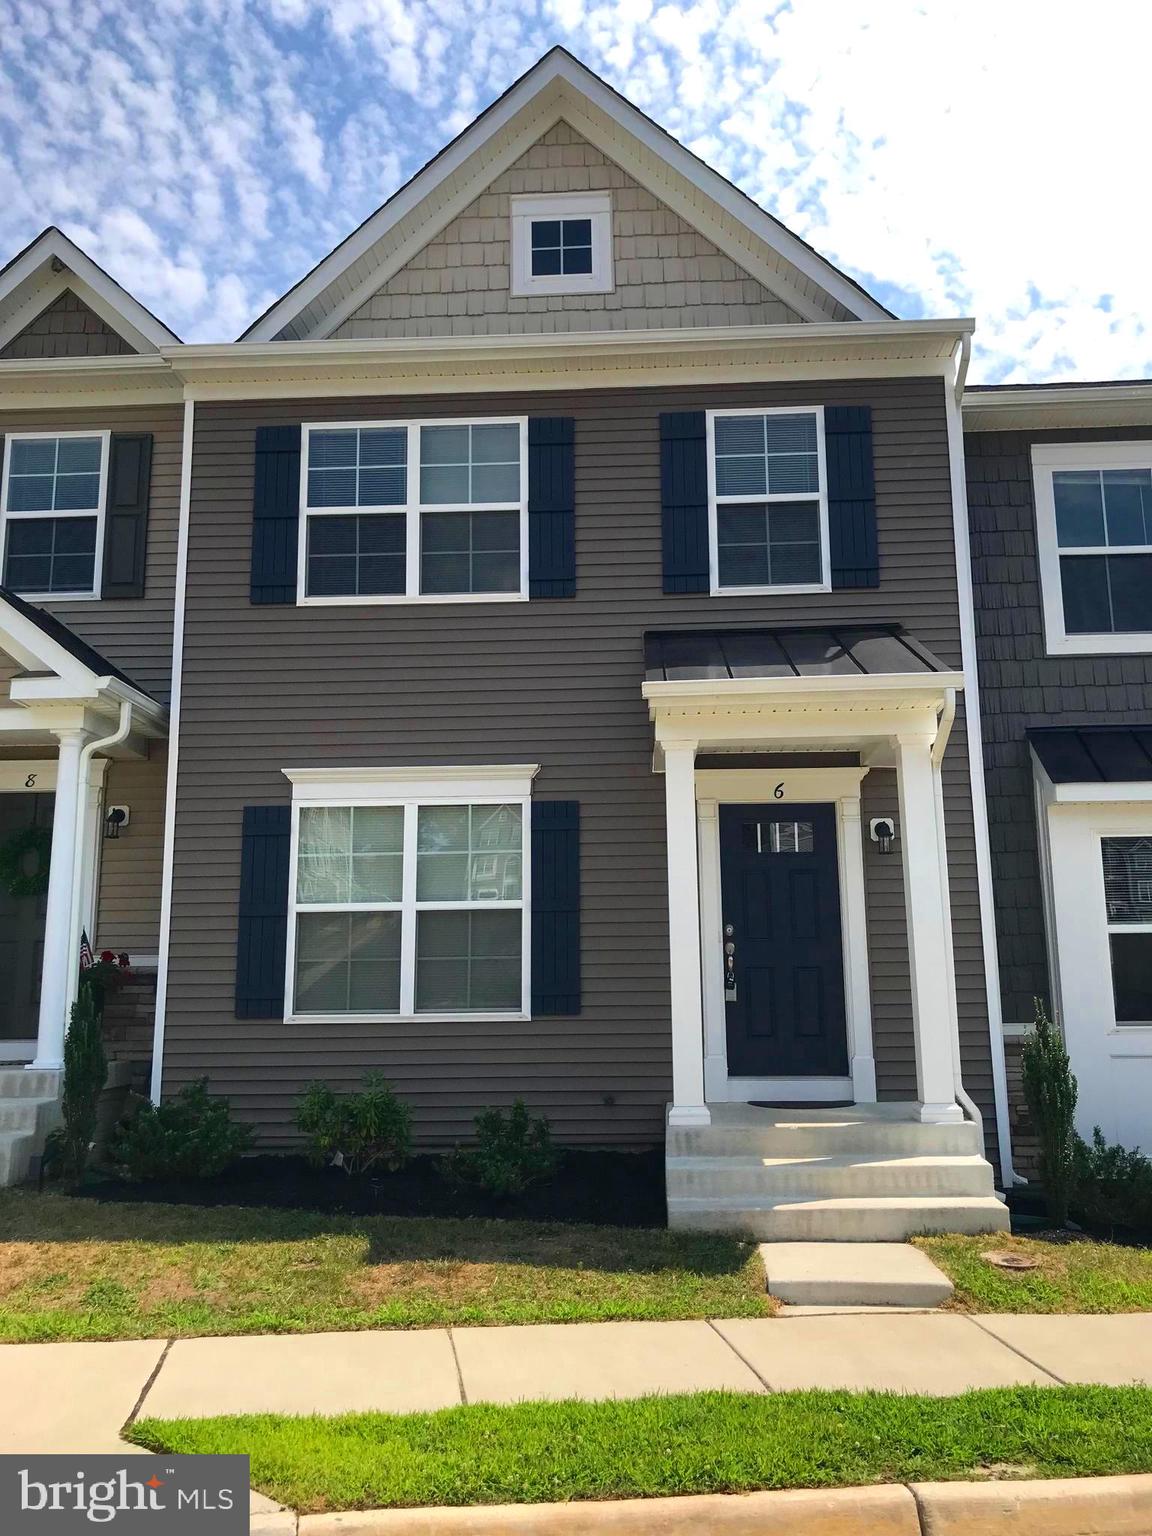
109, 1079, 254, 1181
444, 1099, 558, 1198
294, 1073, 411, 1176
1073, 1127, 1152, 1234
46, 986, 107, 1180
1021, 997, 1078, 1225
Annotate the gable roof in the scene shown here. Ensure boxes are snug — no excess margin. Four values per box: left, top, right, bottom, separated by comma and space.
0, 587, 146, 693
0, 227, 181, 356
242, 46, 892, 343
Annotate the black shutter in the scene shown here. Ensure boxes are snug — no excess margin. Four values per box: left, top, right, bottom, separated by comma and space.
660, 411, 709, 593
528, 417, 575, 598
102, 433, 152, 599
235, 805, 291, 1019
826, 405, 878, 589
531, 800, 581, 1016
251, 425, 301, 604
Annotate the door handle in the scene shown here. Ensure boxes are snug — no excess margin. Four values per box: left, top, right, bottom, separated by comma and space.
723, 932, 737, 1001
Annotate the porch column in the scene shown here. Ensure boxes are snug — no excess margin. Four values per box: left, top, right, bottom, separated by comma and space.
33, 729, 87, 1070
894, 731, 963, 1123
664, 739, 710, 1127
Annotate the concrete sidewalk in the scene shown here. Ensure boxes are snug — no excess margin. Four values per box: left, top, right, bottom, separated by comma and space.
2, 1311, 1152, 1453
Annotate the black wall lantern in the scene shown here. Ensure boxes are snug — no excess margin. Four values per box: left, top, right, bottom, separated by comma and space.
104, 806, 129, 840
869, 816, 895, 856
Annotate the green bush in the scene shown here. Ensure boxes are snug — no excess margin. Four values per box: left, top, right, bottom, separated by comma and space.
46, 985, 107, 1180
109, 1079, 254, 1182
1021, 997, 1079, 1225
294, 1073, 411, 1176
1073, 1127, 1152, 1234
444, 1098, 558, 1198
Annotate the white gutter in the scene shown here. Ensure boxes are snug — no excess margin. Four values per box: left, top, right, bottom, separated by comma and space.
944, 347, 1018, 1185
150, 397, 194, 1103
66, 699, 133, 988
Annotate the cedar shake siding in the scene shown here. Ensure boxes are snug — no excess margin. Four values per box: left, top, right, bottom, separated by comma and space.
0, 289, 135, 359
967, 425, 1152, 1025
165, 376, 993, 1147
0, 402, 183, 703
329, 122, 811, 340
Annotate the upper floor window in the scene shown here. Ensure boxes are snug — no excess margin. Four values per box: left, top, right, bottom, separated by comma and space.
300, 419, 526, 604
0, 432, 108, 599
707, 407, 830, 595
509, 193, 613, 298
1034, 443, 1152, 655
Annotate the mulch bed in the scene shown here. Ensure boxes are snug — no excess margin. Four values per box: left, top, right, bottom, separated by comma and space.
72, 1148, 667, 1228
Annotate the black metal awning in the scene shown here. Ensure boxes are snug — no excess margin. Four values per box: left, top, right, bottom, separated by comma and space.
643, 625, 953, 683
1029, 726, 1152, 784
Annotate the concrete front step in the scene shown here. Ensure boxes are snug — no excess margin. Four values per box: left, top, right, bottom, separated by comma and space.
0, 1069, 61, 1100
0, 1096, 60, 1135
667, 1194, 1010, 1241
667, 1111, 983, 1161
0, 1128, 39, 1186
666, 1152, 997, 1200
761, 1241, 956, 1307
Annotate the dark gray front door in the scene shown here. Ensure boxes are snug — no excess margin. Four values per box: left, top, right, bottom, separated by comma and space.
719, 802, 848, 1078
0, 792, 52, 1046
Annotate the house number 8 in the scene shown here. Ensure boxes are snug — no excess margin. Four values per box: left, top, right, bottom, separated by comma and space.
24, 774, 36, 789
773, 782, 784, 799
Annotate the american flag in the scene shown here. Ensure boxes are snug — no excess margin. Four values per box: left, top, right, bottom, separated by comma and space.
78, 930, 94, 970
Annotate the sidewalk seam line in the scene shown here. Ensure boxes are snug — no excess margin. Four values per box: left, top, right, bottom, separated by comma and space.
447, 1327, 468, 1406
706, 1319, 773, 1393
907, 1480, 930, 1536
123, 1336, 175, 1430
962, 1315, 1067, 1385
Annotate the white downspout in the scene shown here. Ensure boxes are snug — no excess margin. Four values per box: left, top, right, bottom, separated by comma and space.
930, 689, 986, 1150
944, 347, 1019, 1185
65, 698, 134, 992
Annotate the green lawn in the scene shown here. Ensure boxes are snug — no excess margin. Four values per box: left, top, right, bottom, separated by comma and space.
916, 1233, 1152, 1313
0, 1191, 768, 1341
132, 1386, 1152, 1512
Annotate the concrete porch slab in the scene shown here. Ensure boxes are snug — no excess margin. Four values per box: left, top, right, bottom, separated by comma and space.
0, 1339, 167, 1452
761, 1241, 954, 1307
452, 1320, 765, 1404
975, 1313, 1152, 1385
712, 1313, 1059, 1394
138, 1330, 461, 1419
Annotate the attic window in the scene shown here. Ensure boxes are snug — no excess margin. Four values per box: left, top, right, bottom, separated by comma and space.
510, 193, 612, 298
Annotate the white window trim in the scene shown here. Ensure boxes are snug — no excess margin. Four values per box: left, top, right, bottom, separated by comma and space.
509, 192, 614, 298
1033, 440, 1152, 656
0, 430, 109, 602
282, 766, 537, 1024
298, 418, 529, 606
706, 405, 831, 597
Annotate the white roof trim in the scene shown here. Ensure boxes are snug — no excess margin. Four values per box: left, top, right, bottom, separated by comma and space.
0, 228, 180, 354
963, 382, 1152, 432
241, 49, 890, 342
643, 672, 965, 705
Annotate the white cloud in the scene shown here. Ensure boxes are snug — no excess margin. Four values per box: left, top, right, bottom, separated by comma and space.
0, 0, 1146, 377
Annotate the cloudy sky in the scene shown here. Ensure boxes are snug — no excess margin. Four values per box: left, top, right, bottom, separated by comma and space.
0, 0, 1146, 381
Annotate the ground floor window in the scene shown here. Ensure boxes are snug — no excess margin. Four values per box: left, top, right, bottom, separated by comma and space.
288, 794, 527, 1019
1102, 835, 1152, 1024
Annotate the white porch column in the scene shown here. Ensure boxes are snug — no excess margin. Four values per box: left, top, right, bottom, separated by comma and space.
33, 729, 87, 1069
894, 731, 963, 1123
664, 739, 710, 1127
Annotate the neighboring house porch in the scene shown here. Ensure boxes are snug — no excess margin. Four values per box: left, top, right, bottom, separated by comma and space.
0, 590, 165, 1183
644, 627, 1007, 1237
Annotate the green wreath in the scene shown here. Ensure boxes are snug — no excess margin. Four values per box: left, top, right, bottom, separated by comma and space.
0, 824, 52, 899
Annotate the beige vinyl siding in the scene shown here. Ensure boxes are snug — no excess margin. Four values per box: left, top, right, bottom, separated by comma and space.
330, 121, 804, 340
95, 748, 166, 956
166, 376, 992, 1147
0, 403, 182, 702
0, 290, 135, 360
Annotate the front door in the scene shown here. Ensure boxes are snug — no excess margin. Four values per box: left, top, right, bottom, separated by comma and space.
0, 791, 53, 1056
719, 802, 848, 1078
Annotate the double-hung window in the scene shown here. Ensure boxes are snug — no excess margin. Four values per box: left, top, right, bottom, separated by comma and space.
0, 431, 108, 598
707, 407, 830, 594
1034, 443, 1152, 654
287, 778, 530, 1020
1102, 836, 1152, 1025
300, 419, 526, 603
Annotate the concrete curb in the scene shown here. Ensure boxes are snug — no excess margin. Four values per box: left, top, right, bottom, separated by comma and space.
253, 1475, 1152, 1536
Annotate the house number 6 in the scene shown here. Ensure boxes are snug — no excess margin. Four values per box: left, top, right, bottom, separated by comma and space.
773, 782, 784, 799
24, 774, 36, 788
